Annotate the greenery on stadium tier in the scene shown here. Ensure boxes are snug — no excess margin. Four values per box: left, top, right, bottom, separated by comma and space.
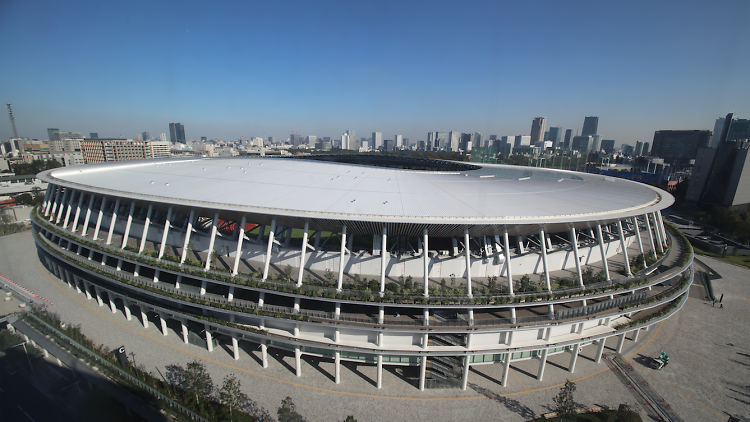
35, 206, 686, 309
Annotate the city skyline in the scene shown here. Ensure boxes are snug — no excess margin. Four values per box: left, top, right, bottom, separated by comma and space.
1, 1, 748, 145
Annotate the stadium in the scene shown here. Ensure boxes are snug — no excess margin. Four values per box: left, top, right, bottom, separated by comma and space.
30, 155, 692, 390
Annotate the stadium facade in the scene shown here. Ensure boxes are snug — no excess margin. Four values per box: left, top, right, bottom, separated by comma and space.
32, 156, 691, 390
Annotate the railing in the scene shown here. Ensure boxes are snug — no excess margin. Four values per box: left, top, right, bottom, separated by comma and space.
23, 312, 209, 422
32, 206, 691, 308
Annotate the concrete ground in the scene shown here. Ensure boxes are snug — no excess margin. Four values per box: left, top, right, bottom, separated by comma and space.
1, 230, 747, 422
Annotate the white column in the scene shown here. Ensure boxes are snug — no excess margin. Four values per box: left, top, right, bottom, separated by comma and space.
657, 211, 668, 249
501, 354, 511, 387
569, 344, 580, 373
232, 336, 240, 360
56, 189, 71, 224
503, 229, 514, 295
644, 213, 657, 258
83, 281, 92, 300
537, 349, 549, 381
120, 202, 136, 249
158, 207, 173, 259
262, 220, 277, 280
595, 339, 606, 363
42, 185, 55, 215
419, 356, 427, 391
423, 228, 429, 297
633, 217, 646, 268
49, 185, 62, 218
123, 300, 132, 321
631, 328, 640, 342
378, 306, 384, 324
261, 340, 268, 368
109, 293, 117, 314
181, 320, 189, 344
424, 308, 430, 326
461, 356, 470, 390
334, 303, 340, 319
334, 351, 341, 384
138, 204, 153, 254
62, 190, 76, 227
180, 210, 196, 264
200, 280, 207, 296
227, 286, 235, 302
160, 314, 168, 336
232, 215, 247, 275
139, 306, 149, 328
380, 227, 387, 295
464, 229, 472, 297
376, 355, 383, 389
204, 213, 220, 271
94, 286, 104, 307
570, 227, 584, 287
70, 192, 84, 232
617, 220, 632, 277
297, 222, 309, 287
93, 197, 108, 240
80, 195, 95, 236
175, 274, 182, 289
616, 333, 626, 353
337, 225, 347, 291
596, 224, 611, 281
295, 348, 302, 377
651, 213, 664, 254
539, 227, 551, 291
205, 327, 213, 351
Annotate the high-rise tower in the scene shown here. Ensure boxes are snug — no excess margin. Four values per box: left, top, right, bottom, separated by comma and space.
582, 116, 599, 136
169, 123, 186, 144
6, 104, 18, 138
530, 117, 546, 146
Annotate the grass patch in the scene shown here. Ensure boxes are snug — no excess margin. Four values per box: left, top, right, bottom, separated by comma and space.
691, 244, 750, 269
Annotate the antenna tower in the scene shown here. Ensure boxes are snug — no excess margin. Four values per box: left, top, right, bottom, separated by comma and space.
6, 103, 18, 139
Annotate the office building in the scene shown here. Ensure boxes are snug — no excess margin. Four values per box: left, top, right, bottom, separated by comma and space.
572, 136, 593, 152
547, 127, 562, 149
169, 123, 186, 144
474, 132, 483, 149
642, 142, 650, 156
514, 135, 531, 148
582, 116, 599, 136
90, 133, 99, 139
290, 134, 303, 146
35, 156, 685, 392
394, 135, 403, 148
159, 133, 167, 142
372, 132, 382, 150
47, 128, 60, 141
601, 140, 616, 154
460, 133, 473, 151
142, 132, 150, 142
687, 139, 750, 210
80, 139, 156, 163
563, 130, 573, 150
530, 117, 546, 146
650, 130, 712, 168
634, 141, 644, 157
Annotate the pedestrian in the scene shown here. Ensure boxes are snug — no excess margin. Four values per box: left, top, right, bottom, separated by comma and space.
720, 303, 724, 309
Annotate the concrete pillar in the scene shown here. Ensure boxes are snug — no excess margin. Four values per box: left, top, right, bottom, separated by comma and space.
121, 202, 136, 249
175, 274, 182, 289
644, 213, 657, 258
419, 356, 427, 391
227, 286, 235, 302
116, 259, 122, 271
617, 220, 632, 277
204, 213, 220, 271
94, 286, 104, 307
633, 217, 647, 269
42, 348, 49, 358
205, 327, 213, 351
55, 188, 70, 223
293, 297, 300, 314
42, 184, 55, 215
109, 293, 117, 314
123, 300, 132, 321
377, 331, 383, 347
262, 220, 276, 280
376, 355, 383, 389
296, 222, 309, 287
181, 320, 189, 344
180, 210, 196, 264
378, 306, 384, 324
293, 323, 300, 338
93, 197, 107, 240
596, 224, 611, 281
153, 269, 160, 283
232, 215, 246, 275
335, 328, 341, 343
335, 351, 341, 384
464, 229, 472, 297
232, 336, 240, 360
70, 193, 84, 232
140, 306, 149, 328
200, 280, 207, 296
423, 229, 430, 296
156, 314, 167, 335
423, 308, 429, 326
48, 185, 62, 218
461, 356, 470, 390
656, 211, 668, 249
83, 281, 92, 300
62, 190, 75, 227
380, 227, 387, 295
570, 227, 584, 287
631, 328, 640, 342
80, 194, 95, 236
569, 344, 580, 373
134, 264, 140, 278
501, 354, 511, 387
261, 341, 268, 368
157, 207, 173, 259
258, 292, 264, 308
616, 333, 626, 353
595, 338, 606, 363
295, 347, 302, 377
537, 349, 549, 381
651, 213, 664, 254
337, 225, 347, 291
503, 229, 514, 295
334, 303, 340, 319
539, 227, 551, 291
138, 204, 153, 254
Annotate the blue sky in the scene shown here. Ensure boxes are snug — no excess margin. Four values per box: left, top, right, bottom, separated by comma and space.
1, 0, 748, 145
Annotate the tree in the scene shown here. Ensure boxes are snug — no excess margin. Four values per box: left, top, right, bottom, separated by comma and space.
323, 269, 335, 286
284, 265, 295, 282
219, 374, 247, 422
553, 380, 577, 419
182, 360, 213, 405
343, 416, 358, 422
277, 396, 302, 422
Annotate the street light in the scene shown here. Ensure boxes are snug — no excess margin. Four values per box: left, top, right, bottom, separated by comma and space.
9, 342, 35, 376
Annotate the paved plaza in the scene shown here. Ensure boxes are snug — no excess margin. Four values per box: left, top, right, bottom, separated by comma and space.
1, 230, 748, 421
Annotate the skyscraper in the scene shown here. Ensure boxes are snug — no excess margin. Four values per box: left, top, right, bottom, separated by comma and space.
601, 139, 615, 154
169, 123, 185, 144
346, 130, 356, 144
47, 128, 60, 141
394, 134, 403, 148
448, 131, 460, 151
650, 130, 711, 168
563, 129, 573, 150
547, 127, 562, 148
142, 132, 150, 142
474, 132, 483, 148
89, 132, 99, 139
372, 132, 383, 149
530, 117, 546, 146
582, 116, 599, 137
634, 141, 644, 157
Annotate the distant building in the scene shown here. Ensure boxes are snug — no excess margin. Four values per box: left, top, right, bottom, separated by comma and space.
514, 135, 531, 148
200, 136, 207, 142
290, 134, 303, 146
601, 139, 615, 154
571, 136, 593, 152
687, 140, 750, 210
474, 132, 483, 149
151, 140, 171, 158
530, 117, 546, 146
650, 130, 712, 168
307, 135, 317, 145
582, 116, 599, 136
563, 129, 573, 150
268, 137, 276, 144
89, 132, 99, 139
159, 133, 167, 142
547, 127, 562, 149
634, 141, 644, 157
460, 133, 472, 151
370, 132, 381, 150
142, 132, 150, 142
81, 139, 156, 163
622, 144, 634, 155
591, 135, 602, 153
642, 142, 650, 156
394, 134, 403, 148
169, 123, 186, 144
447, 131, 460, 152
47, 128, 60, 141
